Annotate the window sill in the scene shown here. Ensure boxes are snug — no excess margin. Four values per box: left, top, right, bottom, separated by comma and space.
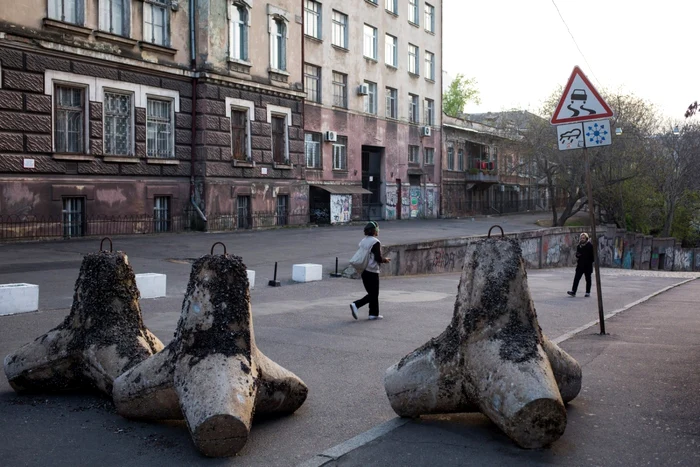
305, 35, 323, 44
332, 105, 349, 111
365, 0, 379, 6
331, 44, 349, 53
408, 72, 420, 79
408, 21, 420, 28
228, 58, 252, 67
273, 162, 293, 170
425, 78, 436, 84
52, 153, 94, 161
139, 41, 177, 55
94, 31, 138, 47
306, 167, 323, 171
268, 68, 290, 76
363, 56, 378, 63
104, 156, 139, 163
42, 18, 92, 37
233, 159, 255, 168
425, 30, 436, 36
385, 10, 399, 17
146, 158, 179, 165
332, 169, 349, 174
385, 64, 398, 71
269, 69, 289, 83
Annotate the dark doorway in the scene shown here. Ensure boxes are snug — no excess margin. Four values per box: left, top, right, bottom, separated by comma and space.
309, 187, 331, 224
396, 178, 402, 220
362, 146, 383, 220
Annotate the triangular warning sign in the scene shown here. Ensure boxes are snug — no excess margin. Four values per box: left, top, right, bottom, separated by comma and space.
551, 66, 613, 125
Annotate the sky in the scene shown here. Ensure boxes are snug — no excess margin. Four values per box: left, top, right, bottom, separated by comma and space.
443, 0, 699, 121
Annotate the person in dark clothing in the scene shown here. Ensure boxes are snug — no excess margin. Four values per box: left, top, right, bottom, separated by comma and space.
350, 221, 390, 320
568, 232, 595, 297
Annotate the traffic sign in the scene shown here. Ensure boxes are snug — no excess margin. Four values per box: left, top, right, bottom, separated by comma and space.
584, 119, 611, 147
551, 66, 613, 125
556, 122, 584, 151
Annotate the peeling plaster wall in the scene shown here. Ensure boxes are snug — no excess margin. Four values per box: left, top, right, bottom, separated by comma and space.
330, 194, 351, 224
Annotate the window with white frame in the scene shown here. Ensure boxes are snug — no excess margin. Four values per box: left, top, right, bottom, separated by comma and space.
231, 108, 249, 161
424, 98, 434, 126
385, 34, 398, 67
386, 87, 397, 119
332, 71, 347, 108
408, 0, 419, 25
271, 114, 288, 164
54, 85, 85, 153
333, 135, 347, 170
408, 44, 419, 74
146, 98, 173, 158
270, 18, 287, 71
363, 24, 377, 60
49, 0, 84, 25
230, 2, 249, 61
304, 0, 321, 39
424, 147, 435, 165
366, 0, 378, 5
408, 93, 419, 123
305, 132, 321, 168
99, 0, 130, 36
385, 0, 397, 14
331, 10, 348, 49
104, 91, 132, 156
408, 145, 419, 163
144, 0, 170, 47
425, 3, 435, 33
364, 81, 377, 115
304, 64, 321, 103
425, 51, 435, 81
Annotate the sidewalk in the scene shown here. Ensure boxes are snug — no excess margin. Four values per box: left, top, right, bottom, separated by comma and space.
304, 279, 700, 467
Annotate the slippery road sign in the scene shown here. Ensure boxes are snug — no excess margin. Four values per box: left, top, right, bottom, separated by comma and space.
551, 66, 613, 125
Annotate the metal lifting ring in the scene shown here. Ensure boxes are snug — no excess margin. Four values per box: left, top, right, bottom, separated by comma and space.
100, 237, 113, 252
211, 242, 227, 256
488, 225, 505, 238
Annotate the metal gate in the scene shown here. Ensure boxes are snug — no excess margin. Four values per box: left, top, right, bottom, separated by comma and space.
62, 197, 84, 237
154, 196, 170, 232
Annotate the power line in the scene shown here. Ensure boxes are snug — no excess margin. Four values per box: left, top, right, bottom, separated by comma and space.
550, 0, 602, 87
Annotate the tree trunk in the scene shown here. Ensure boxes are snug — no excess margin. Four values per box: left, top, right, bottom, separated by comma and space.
662, 199, 675, 237
547, 177, 558, 226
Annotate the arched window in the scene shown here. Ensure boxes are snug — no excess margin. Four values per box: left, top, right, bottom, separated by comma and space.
230, 3, 249, 61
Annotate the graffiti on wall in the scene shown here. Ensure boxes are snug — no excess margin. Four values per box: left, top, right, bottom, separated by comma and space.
673, 248, 693, 272
642, 245, 652, 267
402, 194, 410, 219
330, 194, 351, 224
409, 187, 422, 218
623, 250, 633, 269
430, 248, 459, 273
613, 237, 624, 266
650, 248, 660, 270
425, 189, 436, 218
598, 234, 614, 267
542, 234, 576, 267
521, 238, 540, 268
664, 246, 674, 270
385, 189, 398, 220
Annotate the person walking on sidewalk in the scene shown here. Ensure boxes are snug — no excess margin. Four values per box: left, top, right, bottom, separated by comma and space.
568, 232, 595, 297
350, 222, 391, 320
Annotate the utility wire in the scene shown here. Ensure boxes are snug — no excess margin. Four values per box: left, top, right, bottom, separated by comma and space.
550, 0, 602, 87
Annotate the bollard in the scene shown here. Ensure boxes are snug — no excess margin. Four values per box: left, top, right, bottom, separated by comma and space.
268, 262, 281, 287
330, 257, 343, 278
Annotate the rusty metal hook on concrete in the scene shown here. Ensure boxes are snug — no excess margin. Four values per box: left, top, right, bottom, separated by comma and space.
488, 225, 505, 238
100, 237, 113, 252
210, 242, 227, 256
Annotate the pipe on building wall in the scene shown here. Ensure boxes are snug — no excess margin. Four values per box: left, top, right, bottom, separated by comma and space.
189, 0, 206, 223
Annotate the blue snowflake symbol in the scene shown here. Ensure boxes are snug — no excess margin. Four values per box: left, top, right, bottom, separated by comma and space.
586, 122, 609, 144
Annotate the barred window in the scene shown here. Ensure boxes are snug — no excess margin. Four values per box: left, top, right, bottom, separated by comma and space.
49, 0, 84, 25
333, 135, 347, 170
154, 196, 170, 232
332, 72, 347, 108
104, 91, 132, 156
54, 85, 85, 153
305, 132, 321, 168
99, 0, 130, 36
331, 11, 348, 49
304, 64, 321, 103
144, 0, 169, 46
304, 0, 321, 39
146, 98, 173, 158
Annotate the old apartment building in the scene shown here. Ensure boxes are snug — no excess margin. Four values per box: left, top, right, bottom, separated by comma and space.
303, 0, 442, 222
0, 0, 306, 237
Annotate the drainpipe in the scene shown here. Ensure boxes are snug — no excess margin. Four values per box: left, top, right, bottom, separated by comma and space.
189, 0, 206, 223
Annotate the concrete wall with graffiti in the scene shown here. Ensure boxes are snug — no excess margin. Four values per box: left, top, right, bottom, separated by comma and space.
330, 194, 352, 224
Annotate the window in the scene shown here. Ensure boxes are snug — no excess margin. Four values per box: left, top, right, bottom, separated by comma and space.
54, 85, 85, 153
154, 196, 170, 232
276, 195, 289, 226
424, 98, 434, 126
424, 147, 434, 165
408, 0, 419, 25
385, 0, 397, 14
62, 197, 84, 238
408, 93, 419, 123
231, 108, 249, 161
332, 72, 347, 108
99, 0, 130, 36
425, 51, 435, 80
305, 132, 321, 168
364, 81, 377, 115
425, 3, 435, 33
237, 196, 251, 229
270, 18, 287, 71
304, 0, 321, 39
386, 87, 397, 119
304, 64, 321, 103
271, 115, 287, 164
333, 135, 347, 170
385, 34, 398, 67
447, 147, 455, 170
366, 0, 378, 4
230, 2, 249, 61
104, 91, 132, 156
331, 11, 348, 49
363, 24, 377, 60
49, 0, 84, 25
144, 0, 169, 46
146, 98, 173, 158
408, 44, 419, 74
408, 145, 419, 163
458, 149, 464, 171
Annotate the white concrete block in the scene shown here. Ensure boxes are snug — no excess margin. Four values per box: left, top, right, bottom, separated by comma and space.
292, 264, 323, 283
247, 270, 255, 289
135, 273, 167, 299
0, 283, 39, 316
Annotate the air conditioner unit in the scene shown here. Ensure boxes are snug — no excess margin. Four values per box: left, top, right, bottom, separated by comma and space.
357, 84, 369, 96
325, 131, 338, 142
421, 126, 432, 137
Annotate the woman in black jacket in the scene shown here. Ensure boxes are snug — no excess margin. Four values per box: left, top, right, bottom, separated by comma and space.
568, 233, 595, 297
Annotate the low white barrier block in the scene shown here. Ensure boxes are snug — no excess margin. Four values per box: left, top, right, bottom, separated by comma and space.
292, 264, 323, 283
0, 283, 39, 316
247, 270, 256, 289
135, 273, 167, 299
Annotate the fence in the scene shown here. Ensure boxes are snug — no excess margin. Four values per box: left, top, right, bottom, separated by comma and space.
443, 198, 567, 218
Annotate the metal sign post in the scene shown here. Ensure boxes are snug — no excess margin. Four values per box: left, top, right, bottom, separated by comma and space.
583, 146, 606, 335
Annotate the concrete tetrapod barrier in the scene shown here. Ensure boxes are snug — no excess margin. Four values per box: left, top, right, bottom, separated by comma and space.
3, 250, 164, 396
112, 252, 308, 458
384, 237, 582, 449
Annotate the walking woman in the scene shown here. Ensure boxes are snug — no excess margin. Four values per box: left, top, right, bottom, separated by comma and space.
350, 222, 390, 320
568, 232, 595, 297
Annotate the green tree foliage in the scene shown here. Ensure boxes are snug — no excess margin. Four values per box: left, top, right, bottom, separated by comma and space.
443, 74, 481, 117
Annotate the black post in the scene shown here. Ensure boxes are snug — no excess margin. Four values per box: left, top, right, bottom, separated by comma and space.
584, 146, 606, 335
331, 257, 343, 278
268, 262, 281, 287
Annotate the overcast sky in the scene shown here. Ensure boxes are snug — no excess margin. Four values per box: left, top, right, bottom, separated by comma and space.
443, 0, 698, 121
